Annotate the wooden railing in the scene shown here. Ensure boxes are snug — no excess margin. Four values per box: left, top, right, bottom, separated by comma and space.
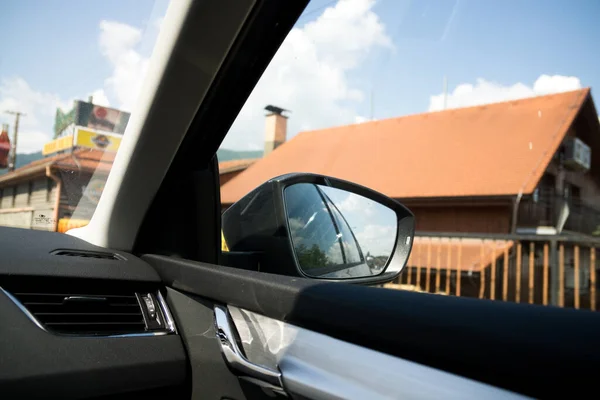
388, 232, 600, 310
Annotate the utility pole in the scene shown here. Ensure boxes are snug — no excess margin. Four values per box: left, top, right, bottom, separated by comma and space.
5, 110, 25, 172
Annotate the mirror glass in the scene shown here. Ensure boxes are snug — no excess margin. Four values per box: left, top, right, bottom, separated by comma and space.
283, 183, 398, 279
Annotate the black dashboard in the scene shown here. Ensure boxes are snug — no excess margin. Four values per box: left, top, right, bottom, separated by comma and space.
0, 227, 188, 399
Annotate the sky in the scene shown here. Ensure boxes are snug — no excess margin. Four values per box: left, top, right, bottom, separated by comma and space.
321, 186, 397, 259
1, 0, 600, 153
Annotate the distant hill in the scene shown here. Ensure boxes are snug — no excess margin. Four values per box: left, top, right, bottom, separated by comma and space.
0, 151, 43, 175
216, 149, 263, 162
0, 148, 261, 176
15, 151, 43, 168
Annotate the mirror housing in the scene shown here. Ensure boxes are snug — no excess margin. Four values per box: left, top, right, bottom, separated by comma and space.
221, 173, 414, 285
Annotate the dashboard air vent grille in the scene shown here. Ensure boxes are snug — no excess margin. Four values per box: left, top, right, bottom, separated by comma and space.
1, 277, 176, 336
52, 250, 124, 260
12, 291, 145, 335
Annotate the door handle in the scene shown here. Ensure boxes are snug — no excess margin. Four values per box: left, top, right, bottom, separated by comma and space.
214, 305, 284, 390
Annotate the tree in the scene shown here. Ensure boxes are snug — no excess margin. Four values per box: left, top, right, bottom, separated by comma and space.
296, 243, 329, 269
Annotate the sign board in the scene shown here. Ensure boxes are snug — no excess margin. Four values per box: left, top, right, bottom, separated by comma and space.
75, 102, 130, 134
74, 127, 122, 152
42, 135, 74, 156
43, 127, 123, 156
54, 101, 130, 139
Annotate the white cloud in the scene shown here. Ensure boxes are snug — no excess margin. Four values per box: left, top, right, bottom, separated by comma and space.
90, 89, 111, 107
99, 20, 150, 111
221, 0, 392, 149
336, 192, 375, 216
0, 18, 156, 154
429, 74, 583, 112
355, 223, 395, 257
0, 78, 72, 153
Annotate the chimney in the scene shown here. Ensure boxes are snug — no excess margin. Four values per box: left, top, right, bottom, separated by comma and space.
264, 105, 289, 156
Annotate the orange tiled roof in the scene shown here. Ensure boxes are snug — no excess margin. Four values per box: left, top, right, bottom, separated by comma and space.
0, 149, 115, 185
218, 159, 258, 174
221, 89, 592, 204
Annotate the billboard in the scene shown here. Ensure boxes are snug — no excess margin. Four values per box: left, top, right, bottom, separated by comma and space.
54, 101, 130, 139
43, 127, 123, 156
74, 127, 122, 152
75, 102, 130, 134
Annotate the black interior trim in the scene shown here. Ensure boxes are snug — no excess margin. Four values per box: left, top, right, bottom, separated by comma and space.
145, 254, 600, 398
0, 227, 160, 282
166, 287, 280, 400
134, 0, 309, 262
0, 286, 186, 399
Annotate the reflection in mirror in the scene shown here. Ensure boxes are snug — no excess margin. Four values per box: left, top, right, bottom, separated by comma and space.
283, 183, 398, 279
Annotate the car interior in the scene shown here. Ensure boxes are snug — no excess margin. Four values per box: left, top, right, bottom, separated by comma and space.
1, 0, 600, 399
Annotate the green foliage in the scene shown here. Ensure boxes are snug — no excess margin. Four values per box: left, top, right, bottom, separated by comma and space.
296, 243, 329, 269
0, 151, 43, 175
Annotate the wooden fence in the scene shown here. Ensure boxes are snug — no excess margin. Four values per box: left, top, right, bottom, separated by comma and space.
389, 232, 600, 311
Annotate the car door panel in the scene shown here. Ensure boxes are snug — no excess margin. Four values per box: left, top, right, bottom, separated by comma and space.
226, 305, 526, 400
165, 287, 282, 400
146, 254, 600, 398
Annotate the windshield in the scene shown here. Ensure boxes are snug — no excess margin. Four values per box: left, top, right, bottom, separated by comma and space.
0, 0, 169, 232
2, 1, 599, 310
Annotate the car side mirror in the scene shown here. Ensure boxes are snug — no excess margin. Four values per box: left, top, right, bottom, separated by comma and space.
221, 173, 415, 285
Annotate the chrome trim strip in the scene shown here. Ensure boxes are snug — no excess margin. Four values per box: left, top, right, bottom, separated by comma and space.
0, 286, 176, 338
135, 293, 151, 329
229, 306, 531, 400
1, 286, 47, 332
156, 290, 177, 333
214, 305, 284, 391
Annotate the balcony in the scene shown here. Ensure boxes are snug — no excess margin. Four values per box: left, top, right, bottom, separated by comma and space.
518, 189, 600, 235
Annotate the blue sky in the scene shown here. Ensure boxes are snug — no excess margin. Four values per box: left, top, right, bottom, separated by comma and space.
1, 0, 599, 153
359, 0, 600, 119
1, 0, 164, 105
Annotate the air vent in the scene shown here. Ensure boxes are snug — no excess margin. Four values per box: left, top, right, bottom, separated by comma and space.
10, 291, 144, 335
52, 250, 125, 260
1, 278, 175, 336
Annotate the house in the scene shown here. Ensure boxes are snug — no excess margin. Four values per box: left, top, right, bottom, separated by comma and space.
218, 159, 258, 186
0, 149, 113, 232
221, 89, 600, 236
0, 148, 262, 232
0, 99, 274, 232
